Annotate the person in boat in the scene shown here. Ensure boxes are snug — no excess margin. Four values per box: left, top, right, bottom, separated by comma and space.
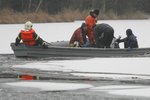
69, 23, 89, 47
15, 21, 48, 48
117, 29, 138, 48
85, 9, 100, 47
93, 23, 114, 48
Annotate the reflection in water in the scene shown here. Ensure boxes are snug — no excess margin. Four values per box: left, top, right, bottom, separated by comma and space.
19, 75, 35, 80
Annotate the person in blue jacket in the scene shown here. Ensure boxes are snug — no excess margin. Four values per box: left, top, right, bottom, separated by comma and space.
117, 29, 138, 48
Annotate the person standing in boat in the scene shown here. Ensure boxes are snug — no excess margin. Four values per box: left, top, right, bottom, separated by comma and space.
93, 23, 114, 48
15, 21, 48, 48
85, 9, 100, 47
69, 23, 89, 47
117, 29, 138, 48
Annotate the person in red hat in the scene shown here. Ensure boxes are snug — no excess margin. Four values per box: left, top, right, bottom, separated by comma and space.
85, 9, 99, 47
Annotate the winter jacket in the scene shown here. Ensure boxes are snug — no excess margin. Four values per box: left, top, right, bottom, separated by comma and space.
69, 27, 87, 47
117, 33, 138, 48
15, 29, 47, 47
20, 29, 37, 46
85, 15, 97, 44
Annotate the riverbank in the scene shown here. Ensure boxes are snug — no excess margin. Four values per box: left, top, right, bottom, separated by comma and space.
0, 9, 149, 24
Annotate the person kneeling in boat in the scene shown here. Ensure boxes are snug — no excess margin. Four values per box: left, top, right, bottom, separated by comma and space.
94, 23, 114, 48
15, 21, 48, 48
117, 29, 138, 48
69, 23, 89, 47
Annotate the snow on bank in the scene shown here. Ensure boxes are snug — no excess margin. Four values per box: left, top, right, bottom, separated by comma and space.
90, 85, 150, 97
5, 81, 93, 92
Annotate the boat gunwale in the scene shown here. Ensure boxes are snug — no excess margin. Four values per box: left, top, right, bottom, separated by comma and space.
10, 43, 150, 57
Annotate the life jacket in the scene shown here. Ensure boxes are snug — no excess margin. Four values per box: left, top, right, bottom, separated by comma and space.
20, 29, 36, 46
85, 15, 97, 44
85, 15, 97, 32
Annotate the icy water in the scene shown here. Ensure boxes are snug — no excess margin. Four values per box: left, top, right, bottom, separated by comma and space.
0, 55, 150, 100
0, 20, 150, 99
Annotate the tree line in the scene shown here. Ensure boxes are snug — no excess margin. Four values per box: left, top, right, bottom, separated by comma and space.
0, 0, 150, 15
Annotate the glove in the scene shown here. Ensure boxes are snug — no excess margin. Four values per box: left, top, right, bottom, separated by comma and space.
69, 43, 75, 47
74, 41, 79, 47
42, 42, 48, 49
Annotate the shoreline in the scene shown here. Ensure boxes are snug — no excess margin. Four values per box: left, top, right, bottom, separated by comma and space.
0, 9, 149, 24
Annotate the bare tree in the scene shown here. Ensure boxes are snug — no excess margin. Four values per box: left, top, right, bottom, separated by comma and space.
103, 0, 106, 14
28, 0, 32, 12
35, 0, 43, 12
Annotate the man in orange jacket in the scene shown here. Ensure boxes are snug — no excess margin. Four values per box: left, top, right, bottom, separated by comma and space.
15, 21, 48, 48
85, 9, 99, 46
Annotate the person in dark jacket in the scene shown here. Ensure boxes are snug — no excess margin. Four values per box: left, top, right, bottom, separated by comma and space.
15, 21, 48, 48
93, 23, 114, 48
69, 23, 88, 47
117, 29, 138, 48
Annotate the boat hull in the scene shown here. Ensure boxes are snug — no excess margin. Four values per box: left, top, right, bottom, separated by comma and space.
10, 43, 150, 58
